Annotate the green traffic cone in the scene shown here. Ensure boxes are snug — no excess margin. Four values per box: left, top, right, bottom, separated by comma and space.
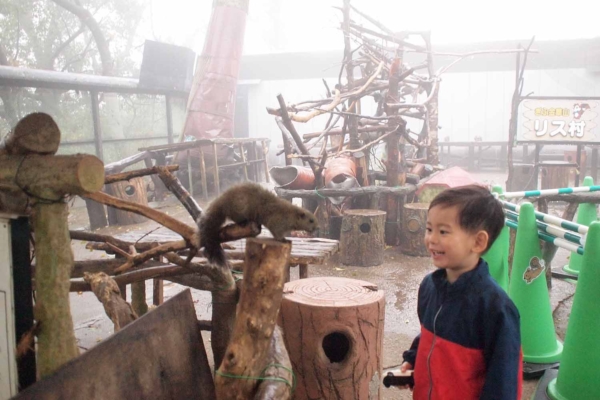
564, 176, 598, 276
509, 202, 562, 363
547, 221, 600, 399
483, 185, 509, 292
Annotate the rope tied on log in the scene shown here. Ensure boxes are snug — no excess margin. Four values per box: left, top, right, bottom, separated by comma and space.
214, 363, 296, 392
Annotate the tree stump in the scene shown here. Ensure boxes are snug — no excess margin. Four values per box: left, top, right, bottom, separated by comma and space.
399, 203, 430, 257
278, 277, 385, 400
540, 161, 576, 190
106, 178, 148, 225
340, 209, 386, 266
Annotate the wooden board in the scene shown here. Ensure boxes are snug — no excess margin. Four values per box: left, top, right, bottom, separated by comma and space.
13, 289, 215, 400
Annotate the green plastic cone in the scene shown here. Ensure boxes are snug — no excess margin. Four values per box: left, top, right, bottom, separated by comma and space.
509, 202, 562, 363
483, 185, 509, 292
547, 221, 600, 399
564, 176, 598, 276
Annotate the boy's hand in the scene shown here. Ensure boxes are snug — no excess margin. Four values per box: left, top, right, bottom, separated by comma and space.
399, 362, 414, 391
400, 362, 413, 373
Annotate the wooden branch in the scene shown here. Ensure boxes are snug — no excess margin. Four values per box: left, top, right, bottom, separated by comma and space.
532, 192, 600, 204
70, 260, 243, 293
302, 124, 391, 140
348, 22, 425, 51
215, 238, 291, 399
83, 191, 197, 242
156, 166, 202, 221
114, 240, 188, 273
335, 128, 396, 156
254, 326, 294, 400
104, 165, 178, 184
104, 151, 151, 174
33, 201, 79, 378
70, 230, 134, 250
0, 112, 61, 155
288, 90, 342, 123
83, 272, 137, 331
71, 258, 164, 278
0, 154, 104, 200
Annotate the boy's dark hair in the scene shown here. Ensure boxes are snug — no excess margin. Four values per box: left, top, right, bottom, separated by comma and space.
429, 184, 504, 252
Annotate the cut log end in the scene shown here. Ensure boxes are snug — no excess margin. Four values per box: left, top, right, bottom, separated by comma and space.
76, 155, 106, 193
6, 112, 61, 155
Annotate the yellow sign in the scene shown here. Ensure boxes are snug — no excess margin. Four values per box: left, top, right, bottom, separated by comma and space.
518, 100, 600, 143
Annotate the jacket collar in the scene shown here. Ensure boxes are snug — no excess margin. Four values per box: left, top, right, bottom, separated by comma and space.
431, 259, 489, 298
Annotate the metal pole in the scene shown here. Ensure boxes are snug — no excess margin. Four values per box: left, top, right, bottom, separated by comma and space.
90, 91, 104, 161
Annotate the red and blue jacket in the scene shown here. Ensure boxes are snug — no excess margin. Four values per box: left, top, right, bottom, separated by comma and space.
403, 259, 522, 400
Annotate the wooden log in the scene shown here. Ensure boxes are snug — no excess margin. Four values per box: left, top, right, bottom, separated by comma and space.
83, 191, 198, 242
32, 201, 79, 378
399, 203, 430, 257
106, 178, 149, 225
157, 166, 202, 221
211, 288, 238, 371
131, 281, 148, 316
215, 238, 291, 399
253, 326, 293, 400
278, 277, 385, 399
0, 112, 61, 155
340, 209, 386, 266
83, 272, 137, 331
0, 154, 104, 200
104, 165, 178, 184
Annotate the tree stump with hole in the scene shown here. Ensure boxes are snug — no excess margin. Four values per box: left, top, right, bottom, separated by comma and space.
400, 203, 430, 257
278, 277, 385, 400
107, 178, 148, 225
340, 209, 386, 266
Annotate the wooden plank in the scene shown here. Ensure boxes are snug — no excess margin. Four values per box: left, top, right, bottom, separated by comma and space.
14, 290, 215, 400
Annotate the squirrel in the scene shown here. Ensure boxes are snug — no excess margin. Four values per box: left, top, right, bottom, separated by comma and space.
198, 182, 318, 267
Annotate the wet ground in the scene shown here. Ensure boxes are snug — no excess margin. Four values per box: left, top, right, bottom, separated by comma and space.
67, 170, 577, 399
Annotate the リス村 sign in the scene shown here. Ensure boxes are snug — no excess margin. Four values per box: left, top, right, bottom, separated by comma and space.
517, 99, 600, 143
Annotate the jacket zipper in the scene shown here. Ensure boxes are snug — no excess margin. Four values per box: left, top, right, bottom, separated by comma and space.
427, 305, 443, 400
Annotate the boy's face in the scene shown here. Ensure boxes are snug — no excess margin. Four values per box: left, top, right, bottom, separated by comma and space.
425, 205, 488, 281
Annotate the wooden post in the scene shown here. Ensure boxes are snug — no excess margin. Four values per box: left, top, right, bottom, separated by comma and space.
213, 142, 220, 195
131, 281, 148, 316
262, 139, 270, 183
238, 143, 249, 181
211, 287, 238, 370
33, 201, 81, 378
299, 263, 309, 279
340, 210, 386, 267
215, 238, 291, 399
199, 146, 209, 200
166, 95, 174, 144
576, 145, 582, 186
153, 278, 164, 306
592, 147, 598, 182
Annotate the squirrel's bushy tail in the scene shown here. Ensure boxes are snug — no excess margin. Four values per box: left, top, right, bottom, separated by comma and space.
199, 210, 227, 267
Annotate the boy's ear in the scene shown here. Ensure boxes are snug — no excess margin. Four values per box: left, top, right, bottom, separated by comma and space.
472, 230, 489, 254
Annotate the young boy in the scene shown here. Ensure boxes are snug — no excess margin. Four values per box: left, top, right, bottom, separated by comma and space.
400, 185, 522, 399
